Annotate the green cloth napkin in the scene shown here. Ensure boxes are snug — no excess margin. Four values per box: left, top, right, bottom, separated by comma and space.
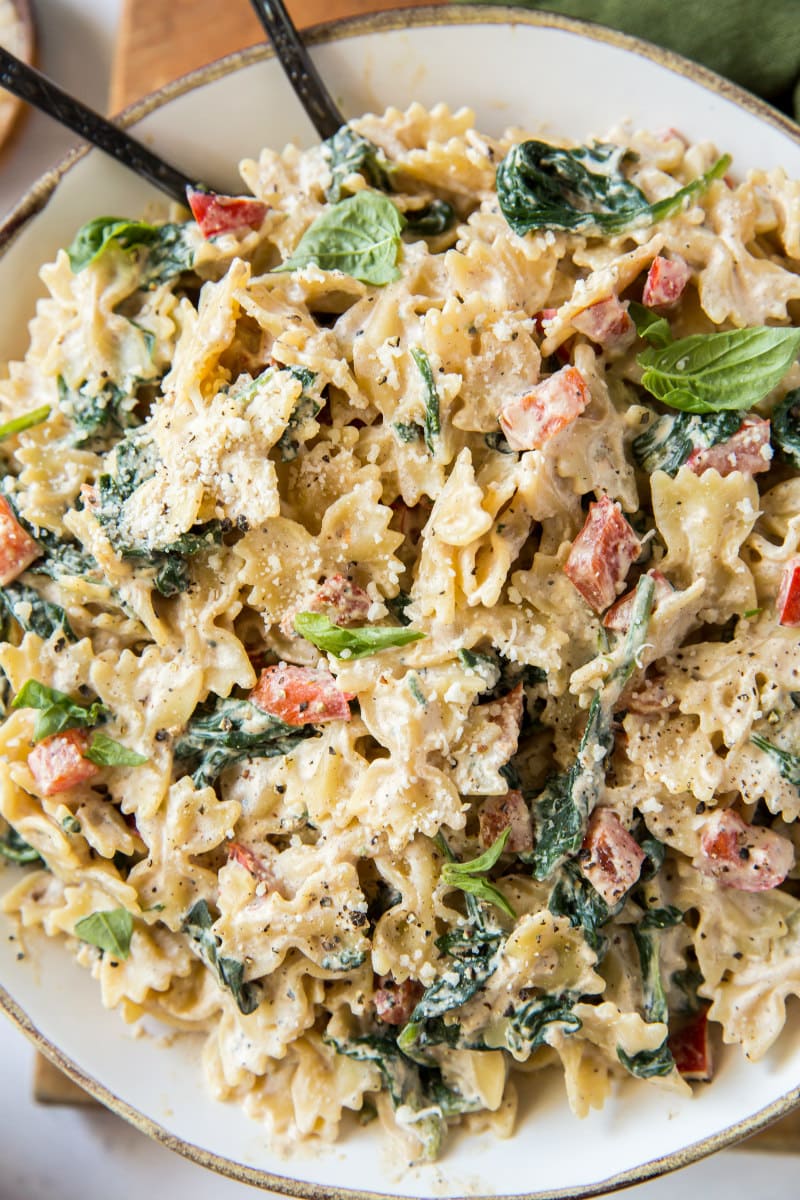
472, 1, 800, 119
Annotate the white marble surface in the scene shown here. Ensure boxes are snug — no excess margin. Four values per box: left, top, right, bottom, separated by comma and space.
1, 3, 799, 1197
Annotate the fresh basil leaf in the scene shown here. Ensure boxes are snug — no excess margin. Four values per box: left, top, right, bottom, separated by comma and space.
0, 582, 75, 641
632, 409, 741, 476
772, 387, 800, 469
277, 192, 405, 285
440, 873, 515, 919
323, 125, 392, 202
74, 907, 133, 959
444, 827, 511, 876
638, 326, 800, 414
628, 300, 672, 348
496, 140, 729, 236
0, 826, 42, 864
751, 732, 800, 787
0, 405, 50, 441
410, 347, 440, 454
182, 898, 261, 1014
83, 732, 147, 767
294, 612, 424, 658
11, 680, 107, 742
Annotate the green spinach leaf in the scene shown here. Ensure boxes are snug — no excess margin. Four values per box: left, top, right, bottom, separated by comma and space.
182, 898, 261, 1014
772, 387, 800, 469
632, 409, 741, 475
548, 860, 618, 953
74, 907, 133, 959
0, 582, 75, 641
531, 574, 655, 880
405, 199, 456, 237
294, 612, 424, 658
488, 993, 581, 1058
67, 216, 195, 284
57, 376, 141, 447
174, 695, 314, 788
496, 140, 728, 236
277, 192, 405, 285
638, 326, 800, 414
323, 126, 392, 202
0, 826, 42, 864
11, 680, 107, 742
617, 897, 679, 1079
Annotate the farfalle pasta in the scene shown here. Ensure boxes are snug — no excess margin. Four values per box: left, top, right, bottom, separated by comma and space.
2, 102, 800, 1160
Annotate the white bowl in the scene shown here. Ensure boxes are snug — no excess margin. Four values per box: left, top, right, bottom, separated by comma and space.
2, 8, 800, 1197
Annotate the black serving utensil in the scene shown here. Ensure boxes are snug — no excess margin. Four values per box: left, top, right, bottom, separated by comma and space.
0, 47, 203, 204
248, 0, 345, 140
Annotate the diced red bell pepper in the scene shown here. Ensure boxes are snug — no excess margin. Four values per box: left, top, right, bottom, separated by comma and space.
694, 809, 794, 892
686, 417, 772, 478
669, 1008, 713, 1081
571, 296, 635, 352
603, 569, 673, 631
374, 976, 424, 1026
642, 255, 691, 308
227, 840, 271, 880
579, 808, 646, 906
27, 729, 99, 796
0, 495, 40, 585
498, 365, 590, 451
186, 187, 268, 238
564, 495, 641, 612
250, 663, 353, 727
777, 557, 800, 626
479, 789, 533, 854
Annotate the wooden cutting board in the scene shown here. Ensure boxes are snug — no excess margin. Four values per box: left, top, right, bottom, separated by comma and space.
109, 0, 443, 112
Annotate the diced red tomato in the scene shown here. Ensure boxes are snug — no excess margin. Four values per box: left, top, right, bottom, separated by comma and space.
27, 729, 99, 796
374, 976, 424, 1026
498, 365, 590, 451
533, 307, 558, 337
0, 495, 40, 585
603, 570, 673, 631
578, 808, 646, 906
694, 809, 794, 892
564, 495, 641, 612
777, 557, 800, 626
250, 663, 353, 726
686, 417, 772, 478
479, 789, 533, 854
186, 187, 268, 238
571, 296, 635, 352
669, 1008, 713, 1082
642, 255, 691, 309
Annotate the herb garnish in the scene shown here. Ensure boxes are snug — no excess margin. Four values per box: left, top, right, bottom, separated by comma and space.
294, 612, 424, 658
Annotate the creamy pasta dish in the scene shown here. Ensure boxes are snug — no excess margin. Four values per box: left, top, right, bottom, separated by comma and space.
3, 103, 800, 1160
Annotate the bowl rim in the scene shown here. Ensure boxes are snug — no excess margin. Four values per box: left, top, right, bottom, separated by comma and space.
2, 5, 800, 1196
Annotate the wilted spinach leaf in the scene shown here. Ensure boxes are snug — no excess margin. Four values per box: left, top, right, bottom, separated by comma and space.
772, 387, 800, 469
174, 695, 314, 787
57, 376, 141, 447
182, 898, 261, 1014
0, 582, 74, 641
410, 347, 440, 454
0, 826, 42, 864
323, 126, 392, 202
67, 216, 195, 285
404, 199, 456, 237
496, 140, 728, 237
632, 409, 741, 476
751, 732, 800, 787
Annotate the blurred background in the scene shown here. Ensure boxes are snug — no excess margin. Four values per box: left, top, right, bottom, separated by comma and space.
1, 1, 800, 1197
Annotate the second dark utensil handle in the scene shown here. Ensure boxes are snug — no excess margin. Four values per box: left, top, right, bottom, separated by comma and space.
0, 48, 196, 205
249, 0, 344, 140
